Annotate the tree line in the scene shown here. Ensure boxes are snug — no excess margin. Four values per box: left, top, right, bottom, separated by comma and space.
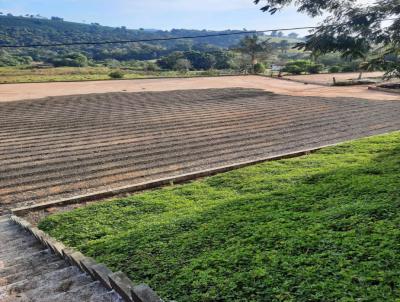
0, 14, 303, 69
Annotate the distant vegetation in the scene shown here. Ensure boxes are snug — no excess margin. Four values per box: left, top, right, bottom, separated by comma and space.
0, 14, 385, 83
0, 14, 300, 67
0, 14, 304, 71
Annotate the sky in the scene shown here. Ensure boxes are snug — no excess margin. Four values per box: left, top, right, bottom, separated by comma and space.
0, 0, 322, 34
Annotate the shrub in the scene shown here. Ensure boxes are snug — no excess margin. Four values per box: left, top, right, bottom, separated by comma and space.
184, 51, 216, 70
52, 53, 88, 67
109, 70, 124, 79
282, 63, 303, 75
283, 60, 324, 75
307, 63, 324, 74
157, 52, 184, 70
104, 59, 121, 68
282, 60, 310, 75
144, 62, 158, 72
329, 65, 341, 73
0, 54, 33, 67
341, 65, 356, 72
174, 59, 192, 72
341, 62, 361, 72
253, 62, 266, 74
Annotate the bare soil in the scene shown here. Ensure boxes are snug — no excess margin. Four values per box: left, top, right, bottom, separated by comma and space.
1, 88, 400, 214
0, 75, 398, 102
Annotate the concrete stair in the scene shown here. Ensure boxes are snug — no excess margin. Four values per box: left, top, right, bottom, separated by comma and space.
0, 216, 123, 302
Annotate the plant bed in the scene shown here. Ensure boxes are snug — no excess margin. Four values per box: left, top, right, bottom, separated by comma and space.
39, 131, 400, 301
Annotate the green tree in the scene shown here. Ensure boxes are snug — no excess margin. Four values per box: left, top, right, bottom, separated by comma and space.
184, 51, 216, 70
278, 39, 290, 53
213, 51, 234, 69
52, 53, 88, 67
234, 35, 274, 73
0, 51, 33, 66
341, 41, 370, 79
157, 52, 184, 70
254, 0, 400, 77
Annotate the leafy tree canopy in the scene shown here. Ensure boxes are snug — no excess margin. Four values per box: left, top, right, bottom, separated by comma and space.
254, 0, 400, 76
234, 35, 274, 70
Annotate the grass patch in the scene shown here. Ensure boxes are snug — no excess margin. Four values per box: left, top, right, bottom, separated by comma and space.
0, 66, 229, 84
39, 132, 400, 301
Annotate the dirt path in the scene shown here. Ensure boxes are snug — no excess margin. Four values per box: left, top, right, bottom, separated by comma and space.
0, 75, 398, 102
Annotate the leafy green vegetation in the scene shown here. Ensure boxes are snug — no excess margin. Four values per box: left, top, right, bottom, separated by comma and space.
253, 62, 266, 74
282, 60, 324, 75
39, 132, 400, 301
108, 70, 125, 79
156, 50, 234, 71
254, 0, 400, 78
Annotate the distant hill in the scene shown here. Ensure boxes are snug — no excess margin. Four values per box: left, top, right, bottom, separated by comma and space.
0, 15, 252, 48
0, 14, 303, 64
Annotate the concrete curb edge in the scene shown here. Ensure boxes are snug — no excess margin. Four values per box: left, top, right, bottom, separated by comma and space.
10, 145, 339, 216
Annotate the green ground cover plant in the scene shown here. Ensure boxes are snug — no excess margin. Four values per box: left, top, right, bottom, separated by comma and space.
39, 132, 400, 301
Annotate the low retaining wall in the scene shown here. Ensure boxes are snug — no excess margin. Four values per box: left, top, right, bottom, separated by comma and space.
10, 215, 163, 302
11, 146, 334, 216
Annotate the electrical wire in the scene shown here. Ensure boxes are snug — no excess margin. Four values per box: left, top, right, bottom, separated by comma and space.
0, 26, 318, 48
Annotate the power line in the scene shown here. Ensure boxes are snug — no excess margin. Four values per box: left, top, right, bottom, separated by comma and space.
0, 17, 395, 49
0, 26, 318, 48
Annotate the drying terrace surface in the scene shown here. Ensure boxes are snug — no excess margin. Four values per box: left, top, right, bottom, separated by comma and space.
1, 88, 400, 213
0, 75, 398, 102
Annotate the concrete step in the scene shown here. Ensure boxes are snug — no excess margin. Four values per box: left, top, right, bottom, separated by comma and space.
0, 236, 38, 250
90, 290, 123, 302
2, 259, 67, 285
0, 217, 124, 301
2, 266, 80, 295
1, 249, 52, 267
0, 237, 41, 254
0, 245, 48, 263
22, 272, 95, 300
40, 281, 111, 302
0, 229, 28, 240
0, 253, 62, 278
